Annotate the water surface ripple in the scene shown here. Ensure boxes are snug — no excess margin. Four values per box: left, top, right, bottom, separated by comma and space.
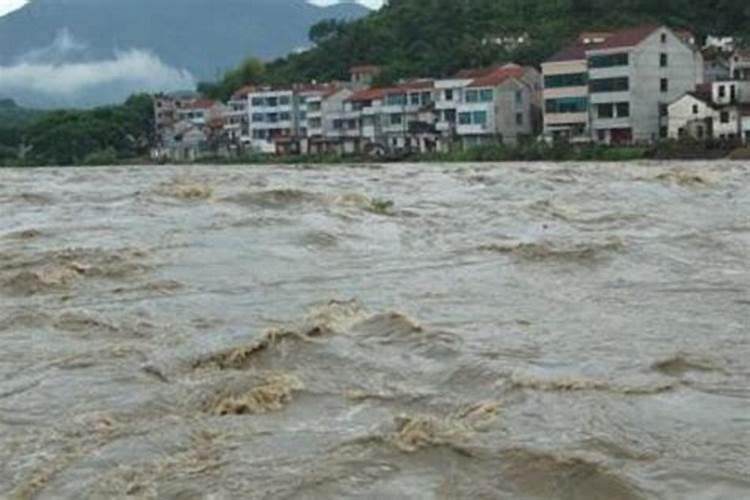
0, 162, 748, 499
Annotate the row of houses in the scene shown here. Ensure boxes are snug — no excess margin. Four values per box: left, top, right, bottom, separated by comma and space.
152, 25, 750, 160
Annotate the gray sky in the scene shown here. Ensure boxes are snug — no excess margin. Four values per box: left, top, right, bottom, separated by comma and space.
0, 0, 383, 17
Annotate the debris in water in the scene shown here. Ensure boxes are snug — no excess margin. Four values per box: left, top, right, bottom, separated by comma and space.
477, 237, 624, 262
654, 170, 711, 186
651, 354, 721, 377
508, 372, 677, 395
208, 374, 303, 416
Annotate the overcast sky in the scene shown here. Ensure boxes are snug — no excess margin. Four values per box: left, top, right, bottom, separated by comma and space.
0, 0, 384, 17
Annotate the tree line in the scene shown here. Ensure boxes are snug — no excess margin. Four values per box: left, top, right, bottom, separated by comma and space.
200, 0, 750, 101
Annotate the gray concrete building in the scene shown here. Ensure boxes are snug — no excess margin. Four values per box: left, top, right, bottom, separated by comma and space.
543, 25, 704, 144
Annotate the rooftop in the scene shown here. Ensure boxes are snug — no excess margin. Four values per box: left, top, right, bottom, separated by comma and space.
545, 25, 663, 63
467, 66, 525, 88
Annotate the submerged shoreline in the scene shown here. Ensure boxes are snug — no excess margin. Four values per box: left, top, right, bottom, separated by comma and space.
5, 141, 750, 168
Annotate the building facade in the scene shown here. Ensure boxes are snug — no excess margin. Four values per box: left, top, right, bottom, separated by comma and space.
542, 25, 704, 144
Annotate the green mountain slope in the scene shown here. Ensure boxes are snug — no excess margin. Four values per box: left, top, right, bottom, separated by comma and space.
258, 0, 750, 85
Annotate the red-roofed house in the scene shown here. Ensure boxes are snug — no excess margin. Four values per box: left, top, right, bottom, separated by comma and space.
542, 25, 704, 144
432, 65, 541, 149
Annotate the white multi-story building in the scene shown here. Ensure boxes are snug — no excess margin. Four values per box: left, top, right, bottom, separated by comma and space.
543, 25, 704, 144
247, 89, 299, 153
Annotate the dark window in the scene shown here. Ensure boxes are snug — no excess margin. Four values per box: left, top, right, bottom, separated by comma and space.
588, 53, 629, 68
544, 73, 588, 88
721, 111, 730, 124
544, 97, 589, 113
660, 126, 668, 138
515, 112, 523, 125
731, 85, 737, 102
660, 79, 669, 92
661, 33, 667, 43
445, 89, 453, 101
590, 77, 629, 93
660, 104, 669, 117
693, 104, 699, 114
660, 53, 668, 67
616, 102, 630, 117
697, 126, 705, 139
597, 103, 614, 118
597, 130, 607, 141
719, 85, 726, 98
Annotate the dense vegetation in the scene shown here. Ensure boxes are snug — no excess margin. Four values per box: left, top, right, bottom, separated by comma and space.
202, 0, 750, 94
1, 95, 154, 166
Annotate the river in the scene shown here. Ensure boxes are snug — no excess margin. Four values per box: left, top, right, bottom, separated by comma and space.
0, 162, 748, 499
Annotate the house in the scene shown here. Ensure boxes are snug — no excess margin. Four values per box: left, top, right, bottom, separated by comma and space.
542, 25, 704, 144
542, 42, 592, 142
433, 64, 540, 149
247, 88, 299, 154
730, 49, 750, 81
703, 50, 732, 83
350, 65, 381, 87
226, 86, 254, 145
454, 65, 539, 147
668, 82, 742, 142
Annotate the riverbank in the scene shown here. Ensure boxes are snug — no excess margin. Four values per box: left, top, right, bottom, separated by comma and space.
4, 141, 749, 168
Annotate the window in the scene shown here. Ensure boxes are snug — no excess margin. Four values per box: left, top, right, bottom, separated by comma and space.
721, 111, 730, 124
660, 126, 668, 138
597, 103, 614, 118
661, 33, 667, 43
588, 53, 629, 68
386, 94, 406, 106
479, 89, 494, 102
465, 90, 479, 103
297, 96, 307, 104
515, 112, 523, 125
445, 89, 454, 101
545, 97, 589, 114
333, 119, 343, 129
299, 111, 306, 121
597, 130, 607, 141
251, 113, 264, 122
590, 77, 629, 93
731, 85, 737, 102
410, 93, 421, 105
421, 91, 432, 104
719, 85, 726, 98
445, 109, 456, 123
515, 91, 523, 105
251, 97, 263, 106
616, 102, 630, 118
660, 53, 668, 67
309, 118, 321, 128
660, 104, 669, 117
279, 112, 291, 121
472, 111, 488, 125
459, 112, 472, 124
660, 79, 669, 92
390, 113, 402, 125
693, 104, 699, 114
279, 96, 291, 106
544, 73, 588, 88
308, 102, 322, 112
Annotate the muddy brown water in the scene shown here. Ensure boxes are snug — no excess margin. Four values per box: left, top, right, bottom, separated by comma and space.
0, 162, 748, 500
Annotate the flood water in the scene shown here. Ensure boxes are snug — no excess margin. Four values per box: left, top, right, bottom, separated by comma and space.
0, 162, 748, 499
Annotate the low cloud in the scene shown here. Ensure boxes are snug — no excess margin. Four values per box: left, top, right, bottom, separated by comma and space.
0, 30, 195, 107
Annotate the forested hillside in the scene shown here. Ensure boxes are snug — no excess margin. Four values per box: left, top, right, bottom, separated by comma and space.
207, 0, 750, 92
